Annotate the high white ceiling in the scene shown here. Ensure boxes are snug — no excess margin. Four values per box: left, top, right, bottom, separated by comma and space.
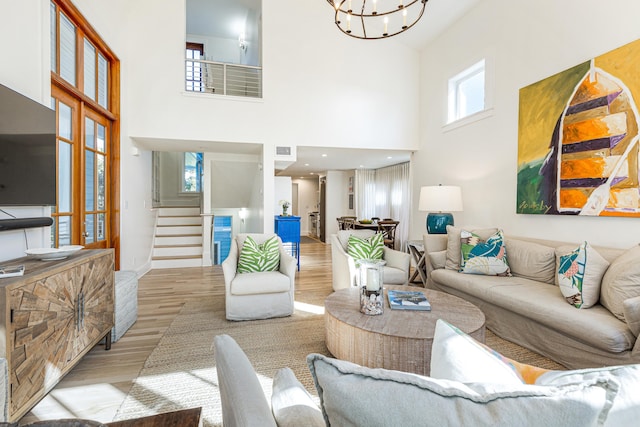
181, 0, 479, 177
277, 147, 413, 178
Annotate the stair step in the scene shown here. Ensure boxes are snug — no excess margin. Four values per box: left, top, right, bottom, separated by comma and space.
153, 246, 202, 257
152, 254, 202, 260
158, 207, 201, 217
154, 244, 201, 248
156, 225, 203, 236
157, 216, 202, 226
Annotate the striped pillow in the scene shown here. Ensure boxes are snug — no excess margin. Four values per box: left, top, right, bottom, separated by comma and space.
347, 233, 384, 261
237, 236, 280, 273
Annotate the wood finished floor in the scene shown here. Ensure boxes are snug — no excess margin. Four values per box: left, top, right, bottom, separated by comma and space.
20, 239, 334, 424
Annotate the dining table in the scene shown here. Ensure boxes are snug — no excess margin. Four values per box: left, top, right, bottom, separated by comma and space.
352, 221, 383, 230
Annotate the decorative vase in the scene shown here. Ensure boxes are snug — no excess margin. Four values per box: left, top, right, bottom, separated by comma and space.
358, 259, 385, 315
282, 207, 288, 216
360, 286, 384, 315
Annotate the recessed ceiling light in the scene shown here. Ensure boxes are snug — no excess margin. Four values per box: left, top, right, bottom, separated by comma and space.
359, 165, 364, 168
309, 172, 314, 175
322, 154, 327, 157
387, 156, 393, 159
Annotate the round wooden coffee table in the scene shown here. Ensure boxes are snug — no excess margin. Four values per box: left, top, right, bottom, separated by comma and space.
324, 285, 486, 376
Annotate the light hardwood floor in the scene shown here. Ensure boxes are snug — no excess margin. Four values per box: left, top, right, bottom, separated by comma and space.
20, 238, 334, 424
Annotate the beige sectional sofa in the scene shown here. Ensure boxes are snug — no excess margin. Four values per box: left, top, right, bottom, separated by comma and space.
423, 228, 640, 369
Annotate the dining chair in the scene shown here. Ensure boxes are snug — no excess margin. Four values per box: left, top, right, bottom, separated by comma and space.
340, 216, 357, 230
377, 220, 399, 249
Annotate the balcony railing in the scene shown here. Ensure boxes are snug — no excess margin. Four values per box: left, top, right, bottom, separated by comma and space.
185, 59, 262, 98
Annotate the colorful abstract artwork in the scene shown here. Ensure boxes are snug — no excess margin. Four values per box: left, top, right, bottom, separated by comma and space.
517, 38, 640, 217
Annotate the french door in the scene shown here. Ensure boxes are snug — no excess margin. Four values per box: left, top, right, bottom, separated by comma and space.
51, 85, 110, 250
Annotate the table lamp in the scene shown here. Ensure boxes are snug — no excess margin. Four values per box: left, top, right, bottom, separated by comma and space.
418, 185, 463, 234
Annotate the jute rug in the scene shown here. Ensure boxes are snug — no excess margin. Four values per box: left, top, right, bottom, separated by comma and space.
114, 296, 564, 426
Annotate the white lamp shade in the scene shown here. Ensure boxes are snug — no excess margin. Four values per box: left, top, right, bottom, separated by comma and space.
418, 186, 463, 212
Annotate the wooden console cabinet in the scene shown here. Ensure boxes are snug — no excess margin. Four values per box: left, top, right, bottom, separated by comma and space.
0, 249, 114, 422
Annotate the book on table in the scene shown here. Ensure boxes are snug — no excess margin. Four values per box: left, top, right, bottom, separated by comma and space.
387, 289, 431, 311
0, 264, 25, 278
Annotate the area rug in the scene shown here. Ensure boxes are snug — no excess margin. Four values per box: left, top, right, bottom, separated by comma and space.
114, 297, 564, 426
113, 297, 328, 426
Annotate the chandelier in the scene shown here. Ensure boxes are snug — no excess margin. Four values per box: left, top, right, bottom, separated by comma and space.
327, 0, 428, 40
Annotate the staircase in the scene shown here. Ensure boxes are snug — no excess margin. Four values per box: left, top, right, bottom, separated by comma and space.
151, 207, 204, 269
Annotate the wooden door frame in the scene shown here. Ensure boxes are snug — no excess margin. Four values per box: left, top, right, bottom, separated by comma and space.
53, 0, 121, 269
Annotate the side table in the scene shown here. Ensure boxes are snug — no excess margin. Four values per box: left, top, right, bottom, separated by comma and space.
406, 240, 427, 286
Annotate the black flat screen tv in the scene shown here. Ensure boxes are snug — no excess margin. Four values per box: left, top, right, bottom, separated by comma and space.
0, 83, 56, 206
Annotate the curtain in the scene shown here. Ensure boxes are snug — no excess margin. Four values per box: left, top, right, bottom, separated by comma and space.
355, 163, 411, 251
374, 162, 410, 251
355, 169, 376, 219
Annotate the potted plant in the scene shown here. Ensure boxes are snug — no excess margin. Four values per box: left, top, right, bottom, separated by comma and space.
280, 200, 291, 216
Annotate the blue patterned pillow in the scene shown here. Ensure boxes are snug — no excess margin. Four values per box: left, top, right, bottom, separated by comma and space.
460, 229, 511, 276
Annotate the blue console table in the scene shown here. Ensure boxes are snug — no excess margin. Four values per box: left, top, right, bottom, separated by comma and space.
275, 215, 301, 270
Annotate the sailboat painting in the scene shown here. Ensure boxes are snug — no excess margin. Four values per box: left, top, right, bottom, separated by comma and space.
517, 38, 640, 217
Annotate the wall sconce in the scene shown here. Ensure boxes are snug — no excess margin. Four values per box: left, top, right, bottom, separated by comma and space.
238, 208, 247, 224
238, 33, 247, 52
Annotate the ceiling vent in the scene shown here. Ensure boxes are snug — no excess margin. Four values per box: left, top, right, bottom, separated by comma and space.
276, 146, 292, 156
274, 145, 296, 171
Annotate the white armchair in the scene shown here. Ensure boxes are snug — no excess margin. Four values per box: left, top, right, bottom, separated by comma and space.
222, 233, 296, 321
331, 229, 411, 291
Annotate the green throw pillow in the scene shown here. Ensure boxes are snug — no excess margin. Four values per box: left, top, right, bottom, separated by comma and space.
237, 236, 280, 273
347, 233, 384, 261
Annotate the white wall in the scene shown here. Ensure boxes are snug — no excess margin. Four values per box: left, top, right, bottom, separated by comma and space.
274, 175, 292, 221
410, 0, 640, 248
293, 177, 319, 235
325, 170, 350, 241
186, 33, 245, 65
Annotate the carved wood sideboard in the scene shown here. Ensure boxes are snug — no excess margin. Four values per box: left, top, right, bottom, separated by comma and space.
0, 249, 114, 422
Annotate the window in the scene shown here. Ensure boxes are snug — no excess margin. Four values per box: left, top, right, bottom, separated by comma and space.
183, 152, 203, 192
185, 43, 204, 92
448, 59, 486, 124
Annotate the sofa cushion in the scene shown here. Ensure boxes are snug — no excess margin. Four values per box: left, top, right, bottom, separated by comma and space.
505, 238, 556, 284
623, 296, 640, 337
347, 233, 384, 261
556, 242, 610, 309
536, 365, 640, 427
213, 334, 277, 427
460, 229, 511, 276
429, 250, 447, 270
271, 367, 324, 427
231, 271, 291, 295
238, 235, 280, 273
307, 353, 616, 427
445, 226, 498, 271
431, 269, 636, 353
430, 319, 532, 384
383, 266, 407, 285
600, 245, 640, 321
